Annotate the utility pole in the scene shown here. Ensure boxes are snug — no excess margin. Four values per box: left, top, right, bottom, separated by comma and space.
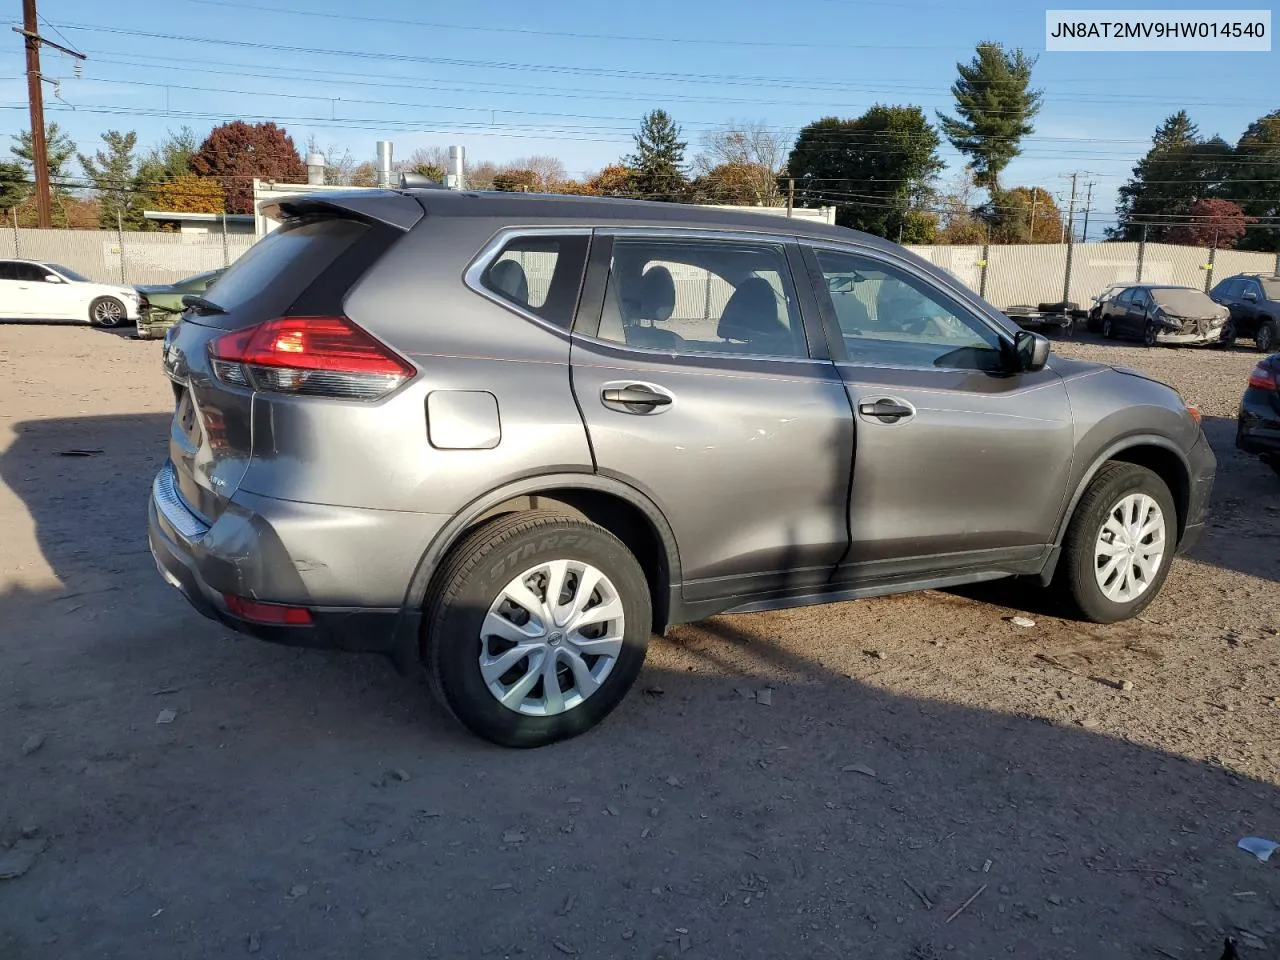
786, 178, 794, 218
14, 0, 85, 229
1027, 189, 1038, 243
21, 0, 49, 229
1064, 172, 1079, 244
1081, 180, 1096, 243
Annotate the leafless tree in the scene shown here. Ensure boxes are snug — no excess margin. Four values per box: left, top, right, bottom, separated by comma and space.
505, 155, 567, 191
305, 136, 357, 186
692, 120, 789, 205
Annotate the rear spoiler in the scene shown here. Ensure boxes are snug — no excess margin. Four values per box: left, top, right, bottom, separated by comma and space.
259, 190, 424, 232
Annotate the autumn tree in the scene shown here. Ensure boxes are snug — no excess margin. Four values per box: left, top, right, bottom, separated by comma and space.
137, 127, 199, 186
78, 130, 146, 230
938, 42, 1042, 190
12, 122, 76, 190
1166, 198, 1253, 248
986, 186, 1064, 243
466, 160, 498, 191
934, 169, 987, 244
627, 110, 687, 201
586, 164, 634, 197
349, 161, 379, 188
788, 106, 943, 238
692, 162, 776, 205
492, 168, 540, 192
190, 121, 306, 213
149, 174, 226, 214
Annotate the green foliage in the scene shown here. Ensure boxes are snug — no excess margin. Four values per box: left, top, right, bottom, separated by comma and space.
1228, 110, 1280, 250
627, 110, 688, 201
0, 160, 29, 210
1112, 112, 1234, 241
787, 106, 944, 237
937, 42, 1042, 190
137, 127, 200, 186
410, 162, 446, 182
78, 130, 146, 230
11, 122, 77, 187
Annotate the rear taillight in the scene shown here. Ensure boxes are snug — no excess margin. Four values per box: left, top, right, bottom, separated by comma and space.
1247, 362, 1277, 391
209, 316, 413, 401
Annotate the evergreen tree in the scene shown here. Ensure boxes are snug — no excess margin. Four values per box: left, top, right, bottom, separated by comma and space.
937, 42, 1042, 190
0, 160, 29, 211
627, 110, 688, 202
1229, 109, 1280, 250
1112, 112, 1233, 241
11, 122, 76, 189
79, 130, 146, 230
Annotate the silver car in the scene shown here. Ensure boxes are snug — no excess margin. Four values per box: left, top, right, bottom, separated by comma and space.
149, 188, 1216, 747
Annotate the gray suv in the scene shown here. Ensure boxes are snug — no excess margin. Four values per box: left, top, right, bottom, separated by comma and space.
149, 189, 1215, 747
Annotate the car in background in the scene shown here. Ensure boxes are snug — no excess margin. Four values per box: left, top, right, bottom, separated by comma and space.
148, 188, 1215, 748
1237, 353, 1280, 477
1097, 284, 1229, 346
0, 259, 140, 327
1086, 283, 1128, 333
134, 268, 225, 340
1210, 273, 1280, 353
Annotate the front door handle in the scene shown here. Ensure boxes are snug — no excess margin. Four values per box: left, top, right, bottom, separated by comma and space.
601, 382, 673, 414
858, 398, 915, 423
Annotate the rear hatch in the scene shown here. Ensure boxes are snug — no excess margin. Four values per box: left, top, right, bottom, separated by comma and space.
161, 197, 420, 523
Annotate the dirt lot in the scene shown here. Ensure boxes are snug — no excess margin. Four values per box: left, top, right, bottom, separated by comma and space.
0, 325, 1277, 960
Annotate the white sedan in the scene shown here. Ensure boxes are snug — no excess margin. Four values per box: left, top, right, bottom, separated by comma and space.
0, 259, 140, 327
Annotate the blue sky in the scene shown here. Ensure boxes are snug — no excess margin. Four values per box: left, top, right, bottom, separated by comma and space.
2, 0, 1277, 234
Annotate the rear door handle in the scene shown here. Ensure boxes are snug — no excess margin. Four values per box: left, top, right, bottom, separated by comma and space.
857, 398, 915, 424
601, 382, 673, 414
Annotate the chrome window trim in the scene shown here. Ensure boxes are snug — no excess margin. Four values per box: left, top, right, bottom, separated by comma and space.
584, 228, 817, 363
463, 226, 594, 335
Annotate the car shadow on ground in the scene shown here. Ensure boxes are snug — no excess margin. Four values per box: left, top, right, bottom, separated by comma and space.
1, 413, 1277, 959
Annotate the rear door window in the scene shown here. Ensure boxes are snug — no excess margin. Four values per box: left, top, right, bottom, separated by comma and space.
14, 263, 50, 282
0, 262, 17, 281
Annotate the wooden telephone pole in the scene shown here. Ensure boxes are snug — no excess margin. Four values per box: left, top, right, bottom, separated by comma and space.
15, 0, 85, 228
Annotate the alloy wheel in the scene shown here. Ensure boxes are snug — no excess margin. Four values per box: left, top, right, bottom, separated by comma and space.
94, 300, 124, 325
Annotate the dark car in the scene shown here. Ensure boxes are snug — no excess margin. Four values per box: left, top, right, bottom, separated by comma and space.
1237, 353, 1280, 476
134, 268, 225, 340
1210, 274, 1280, 353
1098, 284, 1229, 346
147, 187, 1215, 747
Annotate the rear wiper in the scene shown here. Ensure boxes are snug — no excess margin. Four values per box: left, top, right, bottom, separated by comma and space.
181, 294, 226, 315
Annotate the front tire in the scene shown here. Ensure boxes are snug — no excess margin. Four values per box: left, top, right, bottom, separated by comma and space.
1143, 322, 1159, 347
423, 512, 652, 748
1058, 462, 1176, 623
1220, 320, 1237, 349
90, 297, 126, 328
1101, 316, 1115, 340
1256, 320, 1277, 354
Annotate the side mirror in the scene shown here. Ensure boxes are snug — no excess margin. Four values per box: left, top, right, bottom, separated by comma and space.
1014, 330, 1050, 372
1243, 290, 1258, 302
44, 274, 62, 283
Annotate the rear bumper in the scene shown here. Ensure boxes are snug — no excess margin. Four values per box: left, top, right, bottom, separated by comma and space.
1179, 429, 1217, 554
148, 462, 444, 655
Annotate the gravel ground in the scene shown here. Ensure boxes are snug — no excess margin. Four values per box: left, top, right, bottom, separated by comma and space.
0, 325, 1277, 960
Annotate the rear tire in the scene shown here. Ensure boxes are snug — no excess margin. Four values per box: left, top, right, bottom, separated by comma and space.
1256, 320, 1277, 354
89, 297, 126, 328
423, 511, 652, 748
1057, 462, 1177, 623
